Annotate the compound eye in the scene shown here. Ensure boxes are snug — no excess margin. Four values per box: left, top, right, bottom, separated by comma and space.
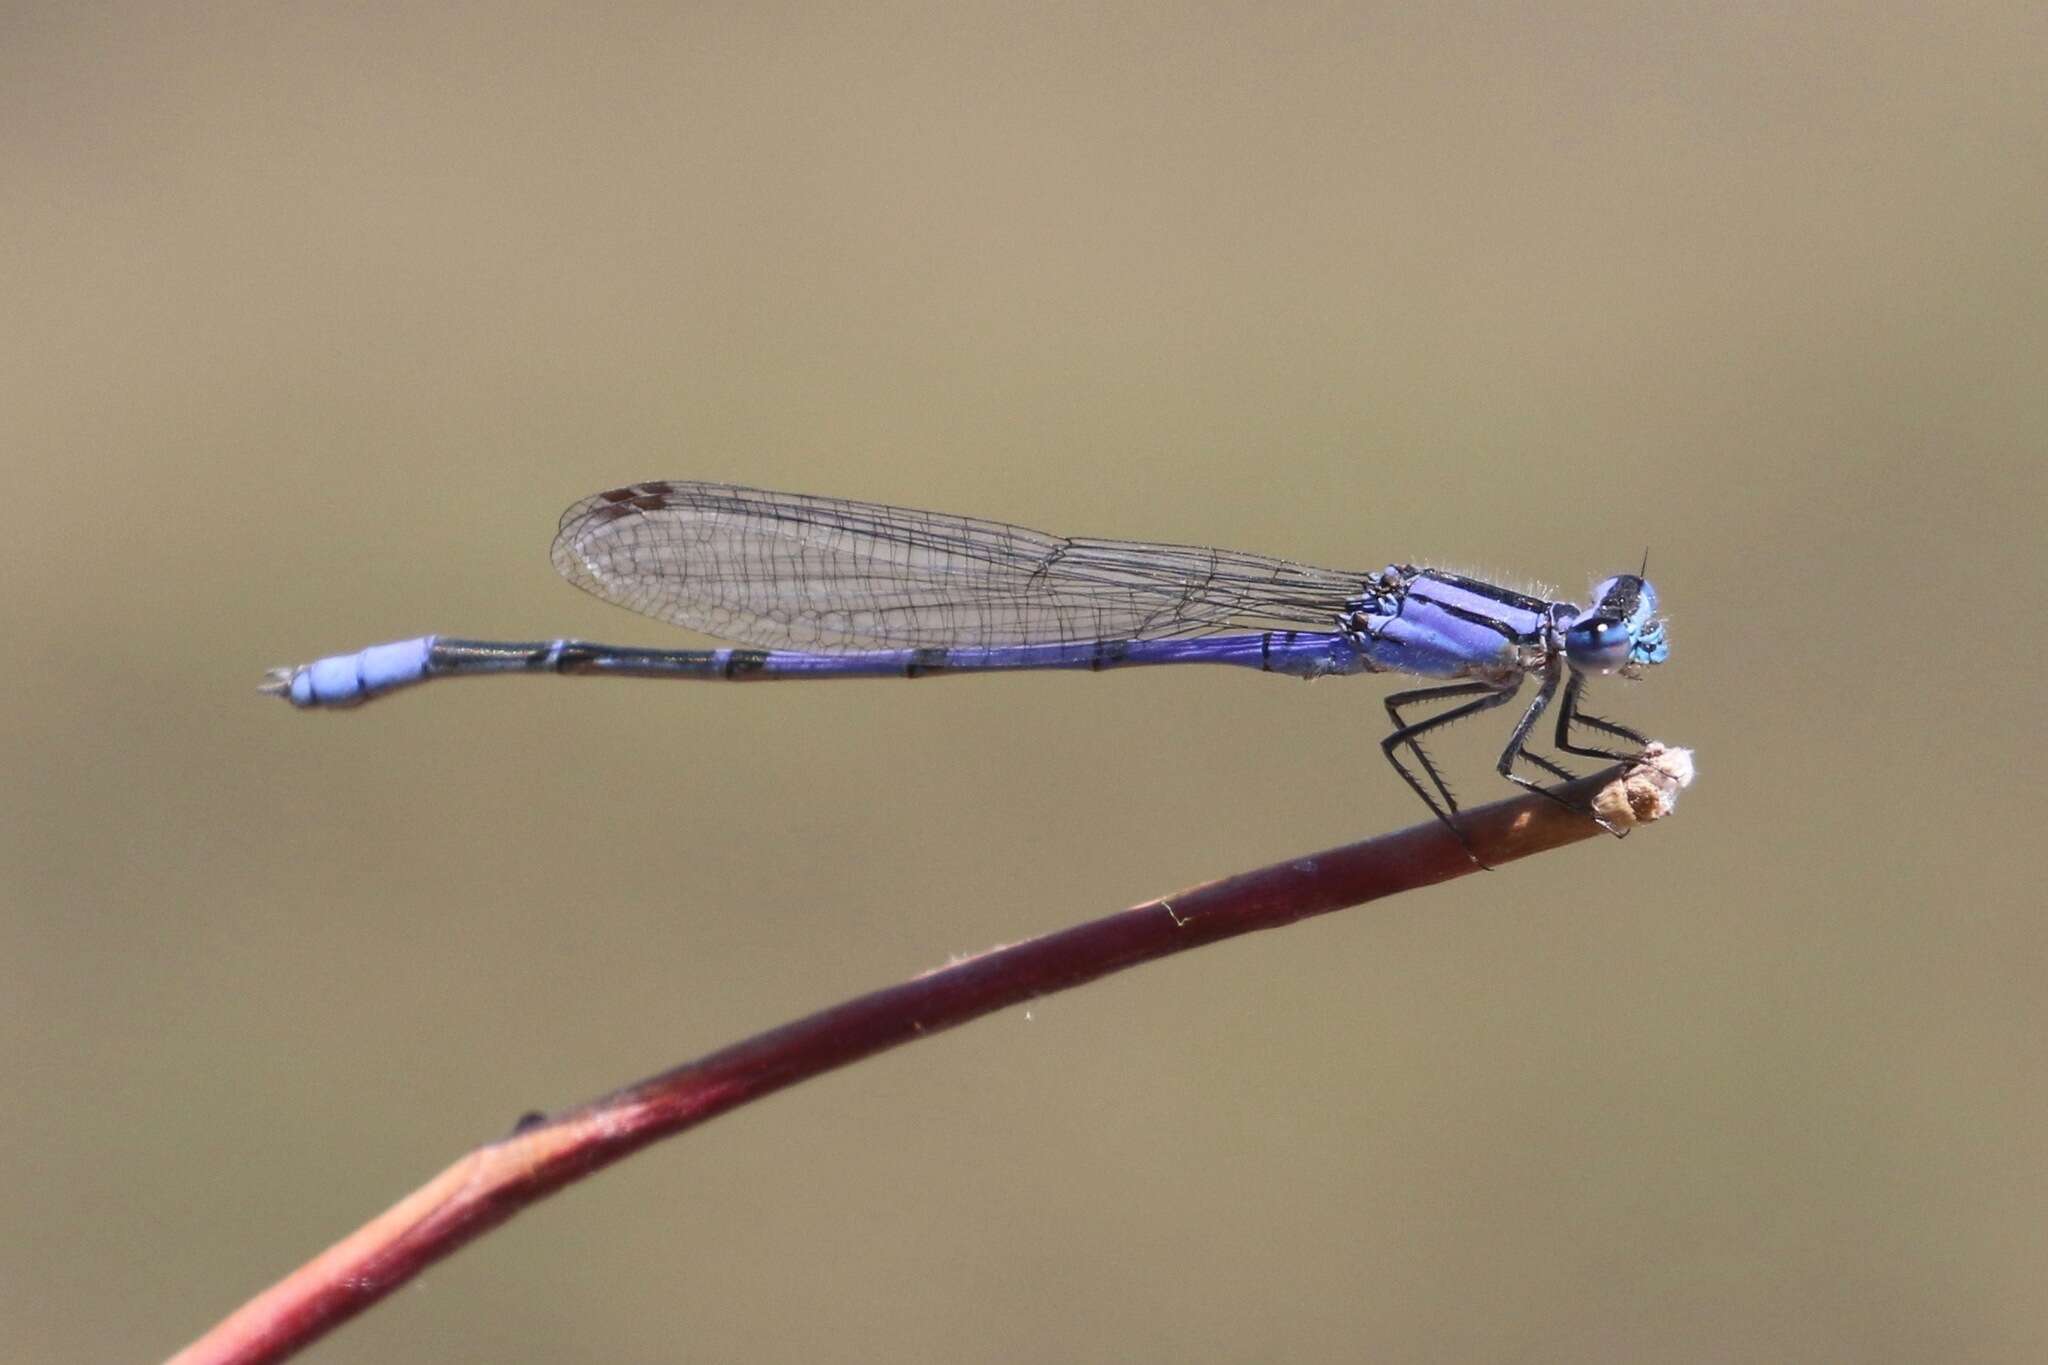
1567, 619, 1632, 671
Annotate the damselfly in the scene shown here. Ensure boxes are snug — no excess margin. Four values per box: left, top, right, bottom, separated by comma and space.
264, 481, 1671, 838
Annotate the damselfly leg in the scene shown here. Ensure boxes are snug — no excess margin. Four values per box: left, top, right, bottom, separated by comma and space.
1554, 671, 1649, 762
1380, 680, 1523, 851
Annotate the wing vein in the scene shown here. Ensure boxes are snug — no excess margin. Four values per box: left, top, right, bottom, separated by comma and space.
549, 481, 1368, 651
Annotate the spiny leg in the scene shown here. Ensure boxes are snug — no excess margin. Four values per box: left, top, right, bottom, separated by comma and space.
1381, 680, 1521, 839
1383, 682, 1508, 825
1495, 663, 1573, 802
1505, 668, 1629, 836
1554, 672, 1648, 762
1512, 746, 1578, 785
1498, 684, 1580, 787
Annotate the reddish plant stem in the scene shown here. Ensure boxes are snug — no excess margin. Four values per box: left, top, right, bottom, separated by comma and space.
169, 758, 1684, 1365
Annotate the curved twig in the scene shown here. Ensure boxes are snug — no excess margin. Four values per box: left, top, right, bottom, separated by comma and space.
169, 747, 1691, 1365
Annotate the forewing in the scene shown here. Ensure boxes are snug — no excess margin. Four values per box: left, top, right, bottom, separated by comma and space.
551, 481, 1365, 650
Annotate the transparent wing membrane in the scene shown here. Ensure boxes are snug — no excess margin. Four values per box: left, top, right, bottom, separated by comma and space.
551, 481, 1370, 650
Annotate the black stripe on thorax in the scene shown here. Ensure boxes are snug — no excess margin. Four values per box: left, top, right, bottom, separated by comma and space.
1415, 571, 1553, 615
1427, 600, 1530, 643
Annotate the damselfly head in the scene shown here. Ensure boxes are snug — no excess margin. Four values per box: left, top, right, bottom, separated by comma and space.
1565, 574, 1670, 676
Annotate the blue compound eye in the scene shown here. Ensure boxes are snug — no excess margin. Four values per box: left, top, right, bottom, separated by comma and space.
1566, 618, 1633, 672
1564, 574, 1666, 674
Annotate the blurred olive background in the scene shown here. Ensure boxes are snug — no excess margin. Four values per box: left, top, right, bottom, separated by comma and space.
5, 4, 2042, 1361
